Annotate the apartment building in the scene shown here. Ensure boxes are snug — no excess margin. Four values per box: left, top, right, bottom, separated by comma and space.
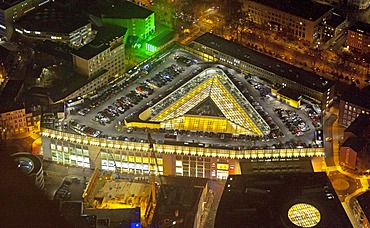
71, 26, 127, 82
347, 21, 370, 54
338, 89, 370, 127
244, 0, 333, 43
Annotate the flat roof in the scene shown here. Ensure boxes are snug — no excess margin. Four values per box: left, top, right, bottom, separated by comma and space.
147, 30, 175, 47
215, 173, 351, 228
341, 88, 370, 110
357, 191, 370, 221
152, 176, 208, 228
88, 0, 153, 19
0, 79, 24, 113
71, 26, 127, 60
15, 1, 90, 34
344, 114, 370, 137
279, 87, 302, 100
248, 0, 333, 21
341, 137, 367, 152
327, 14, 346, 28
0, 0, 20, 10
0, 45, 10, 59
349, 21, 370, 35
193, 33, 335, 93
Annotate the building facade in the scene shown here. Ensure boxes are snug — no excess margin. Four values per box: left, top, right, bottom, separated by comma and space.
321, 13, 347, 44
347, 21, 370, 54
41, 127, 323, 180
244, 0, 333, 43
338, 90, 370, 127
72, 26, 127, 83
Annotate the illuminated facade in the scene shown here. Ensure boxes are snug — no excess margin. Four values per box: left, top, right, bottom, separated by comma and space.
130, 68, 269, 135
11, 152, 45, 191
71, 26, 127, 81
90, 0, 155, 40
41, 128, 324, 179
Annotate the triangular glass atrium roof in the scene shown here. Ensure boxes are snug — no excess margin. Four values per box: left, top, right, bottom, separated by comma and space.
148, 68, 270, 136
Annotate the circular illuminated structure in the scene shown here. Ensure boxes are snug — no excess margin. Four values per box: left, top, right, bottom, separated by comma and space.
288, 203, 321, 227
11, 152, 45, 190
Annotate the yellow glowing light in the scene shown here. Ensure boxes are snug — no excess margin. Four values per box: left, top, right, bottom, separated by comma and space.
288, 203, 321, 227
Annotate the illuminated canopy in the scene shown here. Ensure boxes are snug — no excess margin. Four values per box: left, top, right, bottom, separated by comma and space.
144, 68, 270, 135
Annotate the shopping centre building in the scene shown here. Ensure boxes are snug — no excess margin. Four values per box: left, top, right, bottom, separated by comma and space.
41, 39, 326, 179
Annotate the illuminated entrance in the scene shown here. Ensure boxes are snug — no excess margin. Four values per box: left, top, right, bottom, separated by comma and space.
131, 68, 270, 135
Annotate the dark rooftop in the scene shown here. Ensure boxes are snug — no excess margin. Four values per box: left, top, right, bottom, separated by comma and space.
341, 137, 367, 152
357, 191, 370, 221
248, 0, 333, 21
215, 173, 351, 228
349, 21, 370, 35
15, 1, 90, 34
345, 114, 370, 138
0, 79, 24, 113
279, 87, 302, 100
147, 30, 175, 47
0, 45, 10, 60
326, 13, 346, 28
88, 0, 153, 19
0, 0, 20, 10
341, 89, 370, 110
193, 33, 335, 93
152, 176, 208, 228
71, 26, 127, 60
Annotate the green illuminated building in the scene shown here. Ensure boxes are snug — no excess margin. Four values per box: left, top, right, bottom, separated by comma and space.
88, 0, 155, 40
146, 30, 175, 52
